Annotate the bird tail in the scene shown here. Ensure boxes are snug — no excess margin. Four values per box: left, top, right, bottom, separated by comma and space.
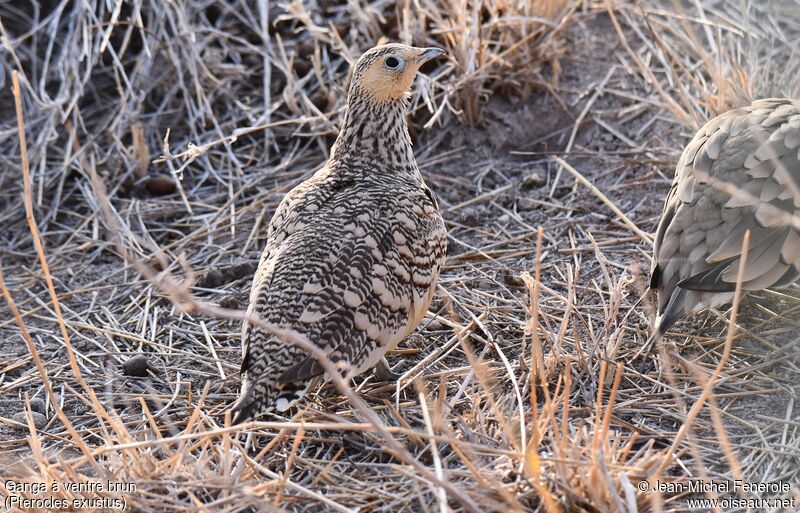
634, 294, 684, 360
230, 376, 312, 425
229, 379, 266, 425
653, 289, 686, 339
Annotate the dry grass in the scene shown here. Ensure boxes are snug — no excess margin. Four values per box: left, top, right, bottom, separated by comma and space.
1, 0, 800, 512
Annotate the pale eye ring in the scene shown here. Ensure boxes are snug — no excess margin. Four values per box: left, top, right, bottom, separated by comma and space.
384, 56, 404, 70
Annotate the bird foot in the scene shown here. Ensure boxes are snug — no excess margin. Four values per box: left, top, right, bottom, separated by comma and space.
374, 357, 401, 382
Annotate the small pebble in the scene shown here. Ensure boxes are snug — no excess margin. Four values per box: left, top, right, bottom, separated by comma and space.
521, 172, 544, 189
120, 176, 136, 192
503, 272, 524, 287
28, 398, 47, 415
143, 175, 177, 196
333, 20, 350, 37
293, 58, 311, 76
498, 214, 511, 224
298, 40, 316, 58
310, 90, 329, 112
199, 269, 225, 289
122, 354, 152, 377
227, 262, 257, 280
12, 411, 47, 430
424, 318, 444, 331
458, 208, 480, 227
270, 73, 287, 95
219, 296, 240, 310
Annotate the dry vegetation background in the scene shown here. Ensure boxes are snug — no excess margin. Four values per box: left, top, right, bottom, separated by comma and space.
1, 0, 800, 512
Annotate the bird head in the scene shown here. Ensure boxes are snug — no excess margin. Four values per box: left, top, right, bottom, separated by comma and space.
348, 44, 446, 103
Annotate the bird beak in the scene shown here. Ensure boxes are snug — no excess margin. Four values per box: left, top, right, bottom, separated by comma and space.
418, 47, 446, 64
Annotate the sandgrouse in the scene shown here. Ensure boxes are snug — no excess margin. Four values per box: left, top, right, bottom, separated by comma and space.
650, 98, 800, 339
231, 44, 448, 423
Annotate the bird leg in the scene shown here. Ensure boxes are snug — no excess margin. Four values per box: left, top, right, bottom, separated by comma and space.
374, 357, 401, 382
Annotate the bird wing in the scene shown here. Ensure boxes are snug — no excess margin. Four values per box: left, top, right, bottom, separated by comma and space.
242, 172, 445, 384
239, 181, 305, 375
652, 99, 800, 299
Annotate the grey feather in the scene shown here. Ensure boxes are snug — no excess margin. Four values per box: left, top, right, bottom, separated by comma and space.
650, 98, 800, 336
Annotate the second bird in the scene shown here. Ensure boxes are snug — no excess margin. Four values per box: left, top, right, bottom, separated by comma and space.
231, 44, 448, 423
650, 98, 800, 338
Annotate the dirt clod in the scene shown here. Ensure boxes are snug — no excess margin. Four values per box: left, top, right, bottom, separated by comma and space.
122, 355, 153, 377
27, 398, 47, 415
219, 296, 240, 310
143, 175, 177, 196
198, 269, 225, 289
227, 262, 257, 281
12, 411, 47, 430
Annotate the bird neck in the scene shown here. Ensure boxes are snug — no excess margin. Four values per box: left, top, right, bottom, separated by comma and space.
330, 92, 416, 170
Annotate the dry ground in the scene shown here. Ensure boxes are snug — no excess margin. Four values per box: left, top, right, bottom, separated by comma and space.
1, 1, 800, 512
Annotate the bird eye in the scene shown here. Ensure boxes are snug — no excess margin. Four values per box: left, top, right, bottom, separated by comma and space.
384, 56, 403, 70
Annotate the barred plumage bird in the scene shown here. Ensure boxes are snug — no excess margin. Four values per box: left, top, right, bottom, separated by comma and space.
231, 44, 448, 423
650, 98, 800, 339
